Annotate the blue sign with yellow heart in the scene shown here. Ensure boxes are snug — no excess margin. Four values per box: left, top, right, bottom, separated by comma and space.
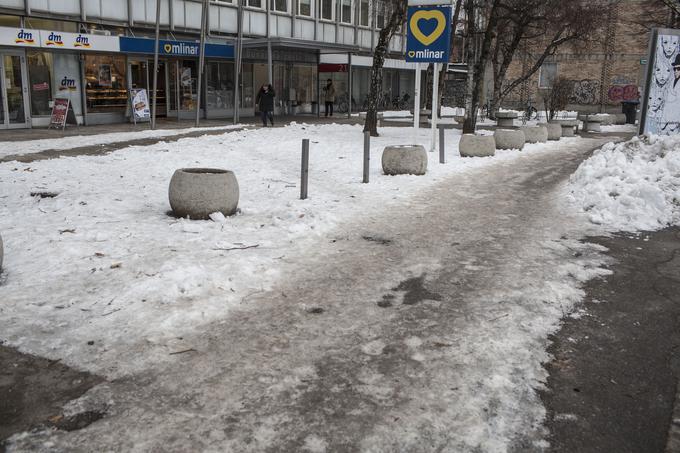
406, 5, 451, 63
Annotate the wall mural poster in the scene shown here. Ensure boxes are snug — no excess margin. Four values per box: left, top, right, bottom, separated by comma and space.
642, 31, 680, 135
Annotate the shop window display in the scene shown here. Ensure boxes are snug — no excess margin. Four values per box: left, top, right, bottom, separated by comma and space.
84, 54, 127, 113
27, 51, 53, 117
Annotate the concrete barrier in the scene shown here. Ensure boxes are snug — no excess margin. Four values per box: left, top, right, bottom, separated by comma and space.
614, 113, 627, 125
578, 115, 603, 132
520, 125, 548, 143
496, 111, 518, 128
545, 122, 562, 140
169, 168, 240, 220
459, 134, 495, 157
494, 129, 526, 150
382, 145, 428, 175
593, 113, 614, 125
556, 119, 578, 137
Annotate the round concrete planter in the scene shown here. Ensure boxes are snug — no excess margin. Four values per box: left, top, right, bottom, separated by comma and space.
496, 112, 518, 128
169, 168, 239, 220
493, 129, 525, 150
0, 232, 3, 272
556, 120, 578, 137
382, 145, 427, 175
545, 122, 562, 140
459, 134, 495, 157
614, 113, 627, 125
594, 114, 614, 125
519, 125, 548, 143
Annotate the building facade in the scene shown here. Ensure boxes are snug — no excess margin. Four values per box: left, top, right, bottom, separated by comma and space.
0, 0, 424, 128
501, 0, 675, 114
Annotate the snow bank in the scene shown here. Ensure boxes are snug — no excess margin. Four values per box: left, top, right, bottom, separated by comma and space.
567, 135, 680, 231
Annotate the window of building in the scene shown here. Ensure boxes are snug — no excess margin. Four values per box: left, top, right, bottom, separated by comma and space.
376, 2, 385, 28
359, 0, 369, 26
206, 61, 235, 112
320, 0, 334, 20
0, 15, 20, 27
247, 0, 262, 8
27, 51, 53, 117
299, 0, 312, 16
25, 18, 78, 32
538, 62, 557, 88
241, 63, 254, 109
271, 0, 288, 12
84, 54, 127, 113
341, 0, 352, 23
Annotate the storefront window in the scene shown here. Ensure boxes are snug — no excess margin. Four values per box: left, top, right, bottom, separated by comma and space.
27, 51, 53, 117
299, 0, 312, 16
291, 64, 316, 113
341, 0, 352, 23
206, 61, 235, 112
320, 0, 334, 20
359, 0, 369, 26
180, 60, 197, 111
377, 3, 385, 28
84, 54, 127, 114
240, 63, 254, 109
352, 67, 370, 110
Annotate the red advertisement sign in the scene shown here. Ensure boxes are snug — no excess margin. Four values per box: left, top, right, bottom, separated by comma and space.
49, 98, 70, 129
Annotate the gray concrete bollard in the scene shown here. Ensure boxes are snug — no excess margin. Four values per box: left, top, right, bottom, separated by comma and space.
300, 139, 309, 200
363, 131, 370, 183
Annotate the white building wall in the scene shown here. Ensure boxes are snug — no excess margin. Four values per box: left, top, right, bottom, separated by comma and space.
0, 0, 395, 53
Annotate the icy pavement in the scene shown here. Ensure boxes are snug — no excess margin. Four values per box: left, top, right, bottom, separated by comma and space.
0, 124, 620, 451
0, 124, 245, 158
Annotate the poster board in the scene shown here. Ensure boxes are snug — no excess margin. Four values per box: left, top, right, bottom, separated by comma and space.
640, 28, 680, 135
129, 88, 151, 124
48, 98, 78, 130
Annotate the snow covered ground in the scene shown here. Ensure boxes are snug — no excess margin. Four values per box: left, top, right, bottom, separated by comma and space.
0, 122, 553, 375
0, 122, 652, 451
0, 124, 245, 158
567, 134, 680, 232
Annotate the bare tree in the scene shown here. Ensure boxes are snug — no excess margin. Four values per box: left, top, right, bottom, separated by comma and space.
363, 0, 407, 136
541, 76, 573, 121
487, 0, 613, 118
462, 0, 502, 134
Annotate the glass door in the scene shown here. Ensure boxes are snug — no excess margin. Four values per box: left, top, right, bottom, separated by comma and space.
0, 52, 30, 129
149, 60, 167, 117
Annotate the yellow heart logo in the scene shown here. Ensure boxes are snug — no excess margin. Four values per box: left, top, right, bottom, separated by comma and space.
163, 44, 172, 53
410, 10, 446, 46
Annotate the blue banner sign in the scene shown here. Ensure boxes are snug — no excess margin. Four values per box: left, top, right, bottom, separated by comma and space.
405, 5, 451, 63
119, 37, 234, 59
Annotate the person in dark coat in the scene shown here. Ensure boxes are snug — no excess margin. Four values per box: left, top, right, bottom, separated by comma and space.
256, 83, 275, 127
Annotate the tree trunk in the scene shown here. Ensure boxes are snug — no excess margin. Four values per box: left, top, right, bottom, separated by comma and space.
363, 1, 406, 137
437, 0, 463, 111
424, 64, 434, 110
463, 0, 501, 134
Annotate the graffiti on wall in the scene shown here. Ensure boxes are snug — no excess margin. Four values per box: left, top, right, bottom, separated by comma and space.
569, 79, 600, 105
642, 32, 680, 135
608, 84, 640, 102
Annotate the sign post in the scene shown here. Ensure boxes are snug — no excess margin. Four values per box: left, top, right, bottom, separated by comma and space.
406, 4, 451, 151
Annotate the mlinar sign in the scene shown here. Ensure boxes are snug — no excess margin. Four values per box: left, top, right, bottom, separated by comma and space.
405, 5, 452, 63
119, 37, 234, 59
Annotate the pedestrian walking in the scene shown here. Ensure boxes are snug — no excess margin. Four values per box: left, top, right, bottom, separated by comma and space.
323, 79, 335, 117
256, 83, 275, 127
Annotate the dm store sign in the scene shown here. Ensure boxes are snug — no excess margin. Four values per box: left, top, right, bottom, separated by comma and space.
405, 5, 451, 63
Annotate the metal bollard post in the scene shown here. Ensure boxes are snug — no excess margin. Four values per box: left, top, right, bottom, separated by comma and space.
300, 139, 309, 200
363, 131, 370, 183
439, 125, 445, 164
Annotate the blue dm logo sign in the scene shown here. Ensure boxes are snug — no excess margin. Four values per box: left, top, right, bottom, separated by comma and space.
406, 5, 452, 63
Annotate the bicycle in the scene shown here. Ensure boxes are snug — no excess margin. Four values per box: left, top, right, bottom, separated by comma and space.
522, 98, 539, 125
